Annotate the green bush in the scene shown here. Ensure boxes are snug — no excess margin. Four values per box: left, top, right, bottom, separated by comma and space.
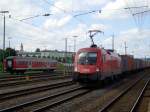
0, 62, 3, 72
56, 63, 65, 71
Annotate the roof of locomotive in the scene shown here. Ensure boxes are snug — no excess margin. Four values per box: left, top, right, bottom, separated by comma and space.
77, 47, 116, 54
77, 47, 121, 59
77, 47, 101, 52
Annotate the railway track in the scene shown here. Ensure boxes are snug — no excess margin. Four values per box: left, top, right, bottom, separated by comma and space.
98, 75, 150, 112
43, 71, 147, 112
0, 80, 74, 101
0, 74, 71, 88
0, 70, 72, 80
130, 77, 150, 112
0, 73, 71, 81
0, 84, 90, 112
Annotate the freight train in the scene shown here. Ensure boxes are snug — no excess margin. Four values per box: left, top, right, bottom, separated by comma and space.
4, 56, 57, 74
73, 46, 150, 82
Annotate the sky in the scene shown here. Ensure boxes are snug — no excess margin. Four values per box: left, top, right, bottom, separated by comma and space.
0, 0, 150, 58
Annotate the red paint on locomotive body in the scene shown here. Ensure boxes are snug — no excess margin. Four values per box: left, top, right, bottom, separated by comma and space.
74, 48, 100, 74
73, 47, 122, 81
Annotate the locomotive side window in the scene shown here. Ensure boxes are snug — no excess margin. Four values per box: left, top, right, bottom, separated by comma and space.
78, 52, 97, 65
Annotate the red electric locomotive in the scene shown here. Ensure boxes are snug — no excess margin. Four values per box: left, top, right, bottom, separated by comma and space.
73, 47, 122, 82
4, 56, 57, 74
73, 29, 150, 82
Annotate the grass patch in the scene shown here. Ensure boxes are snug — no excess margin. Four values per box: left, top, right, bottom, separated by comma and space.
56, 63, 65, 71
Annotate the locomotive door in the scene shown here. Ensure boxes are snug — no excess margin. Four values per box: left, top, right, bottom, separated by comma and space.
102, 53, 106, 77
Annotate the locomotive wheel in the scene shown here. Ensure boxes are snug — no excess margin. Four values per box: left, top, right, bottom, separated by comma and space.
49, 69, 54, 72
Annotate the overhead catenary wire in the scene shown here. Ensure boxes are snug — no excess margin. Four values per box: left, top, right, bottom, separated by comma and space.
133, 9, 150, 15
42, 0, 67, 13
10, 16, 56, 34
19, 14, 52, 21
3, 17, 59, 48
8, 16, 72, 51
124, 0, 140, 27
73, 6, 148, 17
123, 0, 149, 29
41, 0, 87, 25
73, 10, 101, 17
41, 0, 149, 26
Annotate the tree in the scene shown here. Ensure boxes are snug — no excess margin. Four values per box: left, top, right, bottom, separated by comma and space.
38, 55, 41, 58
55, 57, 58, 60
0, 49, 4, 62
35, 48, 40, 52
26, 54, 30, 57
43, 56, 46, 58
58, 57, 61, 62
0, 48, 16, 72
32, 55, 36, 57
52, 56, 54, 59
5, 48, 16, 58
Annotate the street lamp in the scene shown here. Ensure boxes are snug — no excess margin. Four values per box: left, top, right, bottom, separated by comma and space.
64, 38, 68, 63
8, 37, 12, 48
72, 35, 78, 53
68, 45, 72, 52
8, 37, 12, 56
0, 11, 9, 50
0, 11, 9, 72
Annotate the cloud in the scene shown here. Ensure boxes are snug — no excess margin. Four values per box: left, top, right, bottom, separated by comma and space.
0, 0, 43, 19
101, 28, 150, 58
43, 15, 72, 29
0, 0, 149, 58
89, 24, 110, 31
95, 0, 150, 20
94, 0, 128, 19
50, 0, 108, 14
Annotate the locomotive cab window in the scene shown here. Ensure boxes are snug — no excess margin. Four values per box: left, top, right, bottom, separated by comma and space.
78, 52, 97, 65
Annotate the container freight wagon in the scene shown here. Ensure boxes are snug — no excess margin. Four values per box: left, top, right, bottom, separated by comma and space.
134, 59, 141, 71
120, 55, 134, 73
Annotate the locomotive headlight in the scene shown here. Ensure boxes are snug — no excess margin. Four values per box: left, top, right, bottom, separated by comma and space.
96, 68, 99, 72
74, 67, 77, 72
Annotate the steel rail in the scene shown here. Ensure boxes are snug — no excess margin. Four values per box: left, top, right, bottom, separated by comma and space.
0, 75, 71, 87
129, 79, 150, 112
98, 76, 145, 112
0, 71, 71, 80
33, 89, 91, 112
0, 86, 85, 112
0, 80, 74, 101
0, 70, 70, 79
0, 74, 71, 83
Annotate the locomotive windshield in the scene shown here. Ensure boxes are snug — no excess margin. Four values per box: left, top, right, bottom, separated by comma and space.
78, 52, 97, 65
